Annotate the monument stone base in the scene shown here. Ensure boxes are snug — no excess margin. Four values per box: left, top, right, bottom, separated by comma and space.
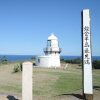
84, 94, 93, 100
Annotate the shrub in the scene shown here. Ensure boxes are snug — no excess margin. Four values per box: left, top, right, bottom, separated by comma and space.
12, 63, 23, 73
20, 62, 22, 71
13, 65, 20, 73
1, 59, 8, 64
93, 60, 100, 69
72, 58, 81, 64
64, 58, 81, 64
0, 56, 8, 64
31, 56, 35, 60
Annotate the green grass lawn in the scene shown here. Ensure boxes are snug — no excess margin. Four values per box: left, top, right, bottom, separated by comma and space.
0, 62, 100, 98
33, 64, 100, 98
33, 64, 82, 97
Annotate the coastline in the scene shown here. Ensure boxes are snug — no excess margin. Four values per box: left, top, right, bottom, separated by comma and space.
0, 55, 100, 62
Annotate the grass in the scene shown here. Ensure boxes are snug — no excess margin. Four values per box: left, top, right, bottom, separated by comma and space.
0, 62, 22, 94
54, 73, 82, 94
0, 62, 100, 99
93, 69, 100, 86
33, 64, 100, 98
33, 64, 83, 97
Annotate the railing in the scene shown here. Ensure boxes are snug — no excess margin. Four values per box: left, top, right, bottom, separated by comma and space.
44, 47, 61, 53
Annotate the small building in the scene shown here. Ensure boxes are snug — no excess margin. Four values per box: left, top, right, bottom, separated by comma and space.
36, 33, 61, 68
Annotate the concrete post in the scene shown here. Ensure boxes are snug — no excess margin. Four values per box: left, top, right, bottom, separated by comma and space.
82, 9, 93, 100
22, 62, 33, 100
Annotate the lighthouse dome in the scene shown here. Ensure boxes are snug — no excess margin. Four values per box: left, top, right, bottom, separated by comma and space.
48, 33, 57, 40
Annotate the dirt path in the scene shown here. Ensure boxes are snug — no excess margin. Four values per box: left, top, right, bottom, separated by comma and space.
0, 89, 100, 100
0, 93, 21, 100
33, 89, 100, 100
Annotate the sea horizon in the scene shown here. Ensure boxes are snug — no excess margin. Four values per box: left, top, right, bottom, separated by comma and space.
0, 55, 100, 62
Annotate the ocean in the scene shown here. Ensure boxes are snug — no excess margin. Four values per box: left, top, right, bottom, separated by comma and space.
61, 56, 100, 61
0, 55, 100, 62
0, 55, 34, 62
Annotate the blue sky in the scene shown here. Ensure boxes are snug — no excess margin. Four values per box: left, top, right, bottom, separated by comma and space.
0, 0, 100, 56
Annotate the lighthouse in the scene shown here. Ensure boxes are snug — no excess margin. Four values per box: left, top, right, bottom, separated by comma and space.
36, 33, 61, 68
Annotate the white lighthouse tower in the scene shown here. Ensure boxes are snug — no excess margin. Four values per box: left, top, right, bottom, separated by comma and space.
36, 33, 61, 68
44, 33, 61, 67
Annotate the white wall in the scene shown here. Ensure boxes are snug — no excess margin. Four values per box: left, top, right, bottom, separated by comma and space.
36, 56, 51, 68
51, 55, 60, 67
36, 55, 60, 68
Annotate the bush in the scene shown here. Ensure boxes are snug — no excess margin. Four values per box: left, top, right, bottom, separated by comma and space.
0, 56, 8, 64
20, 62, 22, 71
93, 60, 100, 69
13, 65, 20, 73
12, 63, 22, 73
1, 59, 8, 64
31, 56, 35, 60
73, 58, 82, 64
64, 58, 81, 64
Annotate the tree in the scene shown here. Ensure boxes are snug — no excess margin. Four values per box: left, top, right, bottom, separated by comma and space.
0, 56, 8, 64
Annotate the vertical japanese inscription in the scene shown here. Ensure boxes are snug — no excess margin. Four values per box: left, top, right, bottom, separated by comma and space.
83, 26, 90, 64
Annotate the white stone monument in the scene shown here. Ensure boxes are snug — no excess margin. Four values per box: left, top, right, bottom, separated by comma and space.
22, 62, 33, 100
82, 9, 93, 100
36, 33, 61, 68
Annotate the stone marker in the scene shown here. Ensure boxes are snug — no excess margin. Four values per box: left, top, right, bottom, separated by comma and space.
82, 9, 93, 100
22, 62, 33, 100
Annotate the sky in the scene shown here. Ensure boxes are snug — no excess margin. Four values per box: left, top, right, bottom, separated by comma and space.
0, 0, 100, 56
